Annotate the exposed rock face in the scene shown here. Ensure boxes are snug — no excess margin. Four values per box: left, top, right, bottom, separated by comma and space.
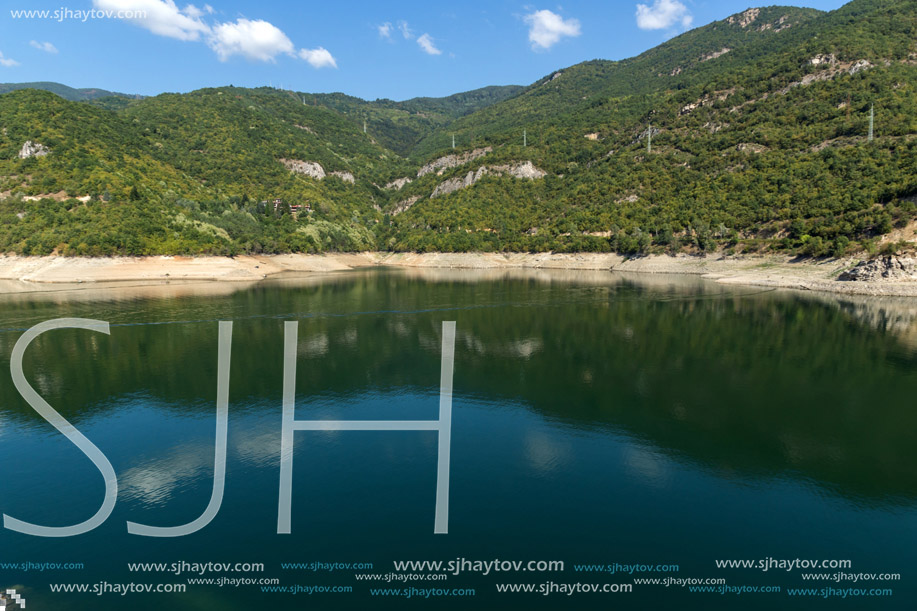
839, 256, 917, 282
848, 59, 874, 75
632, 126, 661, 145
21, 191, 91, 202
584, 133, 600, 141
680, 88, 736, 115
385, 177, 413, 190
281, 163, 354, 183
500, 160, 547, 180
281, 159, 325, 179
780, 59, 875, 93
330, 171, 355, 183
736, 143, 768, 154
704, 121, 729, 133
757, 14, 792, 32
430, 161, 547, 198
809, 54, 837, 66
700, 47, 731, 62
392, 196, 420, 216
728, 8, 760, 28
19, 141, 50, 159
417, 147, 492, 178
432, 171, 477, 198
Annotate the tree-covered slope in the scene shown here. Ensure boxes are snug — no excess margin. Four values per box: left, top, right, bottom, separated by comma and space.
309, 84, 524, 156
0, 0, 915, 258
388, 0, 917, 255
0, 88, 387, 255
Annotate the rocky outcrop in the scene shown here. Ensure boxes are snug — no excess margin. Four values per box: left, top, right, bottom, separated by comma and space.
280, 161, 354, 183
632, 126, 661, 145
385, 177, 412, 190
838, 256, 917, 282
736, 143, 769, 154
757, 14, 793, 32
700, 47, 731, 62
848, 59, 874, 75
330, 171, 355, 183
680, 88, 736, 115
19, 141, 50, 159
432, 172, 478, 198
499, 160, 547, 180
430, 161, 547, 198
727, 8, 760, 28
780, 59, 874, 93
808, 54, 837, 67
392, 196, 420, 216
20, 191, 91, 202
280, 159, 325, 180
417, 147, 492, 178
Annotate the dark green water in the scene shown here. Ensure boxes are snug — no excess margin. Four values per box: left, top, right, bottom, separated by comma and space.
1, 268, 916, 610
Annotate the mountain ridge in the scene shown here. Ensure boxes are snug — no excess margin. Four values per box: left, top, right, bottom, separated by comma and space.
1, 0, 915, 257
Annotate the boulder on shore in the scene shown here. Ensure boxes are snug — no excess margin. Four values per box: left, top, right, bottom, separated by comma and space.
838, 256, 917, 282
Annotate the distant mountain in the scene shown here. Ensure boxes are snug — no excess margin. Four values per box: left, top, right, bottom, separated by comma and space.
0, 81, 141, 102
0, 0, 915, 258
309, 85, 524, 156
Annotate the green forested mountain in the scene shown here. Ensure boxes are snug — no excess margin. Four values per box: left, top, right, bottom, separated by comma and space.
1, 0, 915, 257
0, 81, 140, 102
308, 84, 524, 155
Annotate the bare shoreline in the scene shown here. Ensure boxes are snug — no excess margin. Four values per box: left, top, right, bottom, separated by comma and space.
1, 252, 915, 297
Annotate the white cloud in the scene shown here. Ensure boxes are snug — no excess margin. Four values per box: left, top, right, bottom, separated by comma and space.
378, 21, 393, 39
29, 40, 59, 54
416, 33, 441, 55
299, 46, 337, 68
0, 52, 19, 67
93, 0, 209, 41
635, 0, 693, 30
208, 18, 295, 62
398, 20, 413, 39
182, 3, 204, 18
92, 1, 333, 67
523, 9, 581, 50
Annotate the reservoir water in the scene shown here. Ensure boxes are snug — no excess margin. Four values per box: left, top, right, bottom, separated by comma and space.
1, 268, 915, 609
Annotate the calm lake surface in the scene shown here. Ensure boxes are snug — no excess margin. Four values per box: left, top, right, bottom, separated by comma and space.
1, 268, 916, 610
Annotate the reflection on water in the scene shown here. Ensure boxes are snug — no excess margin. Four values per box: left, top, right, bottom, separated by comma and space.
0, 268, 916, 610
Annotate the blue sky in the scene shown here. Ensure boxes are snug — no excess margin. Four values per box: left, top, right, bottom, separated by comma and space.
1, 0, 850, 101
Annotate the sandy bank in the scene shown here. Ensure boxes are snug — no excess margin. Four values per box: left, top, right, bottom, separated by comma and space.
375, 253, 917, 297
0, 253, 377, 284
1, 252, 916, 297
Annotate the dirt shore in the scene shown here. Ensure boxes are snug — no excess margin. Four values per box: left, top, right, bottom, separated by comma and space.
0, 252, 915, 297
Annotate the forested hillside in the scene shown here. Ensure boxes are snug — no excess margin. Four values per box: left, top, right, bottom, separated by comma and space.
311, 85, 525, 155
0, 0, 915, 257
0, 81, 140, 102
